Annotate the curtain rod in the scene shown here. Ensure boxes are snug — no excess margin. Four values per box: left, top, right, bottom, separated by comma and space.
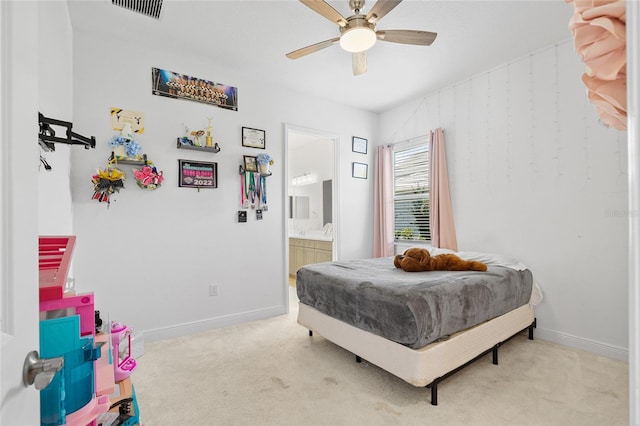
383, 129, 445, 148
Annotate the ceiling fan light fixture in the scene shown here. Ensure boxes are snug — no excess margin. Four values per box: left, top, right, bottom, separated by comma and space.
339, 26, 376, 52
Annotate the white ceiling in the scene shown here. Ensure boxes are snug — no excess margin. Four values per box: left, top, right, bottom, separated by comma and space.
66, 0, 575, 113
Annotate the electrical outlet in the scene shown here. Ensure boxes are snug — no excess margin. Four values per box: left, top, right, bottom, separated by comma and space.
209, 284, 218, 296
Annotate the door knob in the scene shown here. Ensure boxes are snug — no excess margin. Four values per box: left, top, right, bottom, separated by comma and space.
22, 350, 64, 390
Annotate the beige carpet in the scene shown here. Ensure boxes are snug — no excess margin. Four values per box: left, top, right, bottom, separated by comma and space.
133, 287, 628, 425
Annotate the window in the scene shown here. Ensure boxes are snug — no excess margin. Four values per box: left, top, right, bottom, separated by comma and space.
394, 138, 430, 242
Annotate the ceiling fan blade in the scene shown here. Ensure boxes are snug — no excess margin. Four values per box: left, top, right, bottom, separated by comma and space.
352, 52, 367, 76
365, 0, 402, 23
300, 0, 347, 26
376, 29, 437, 46
286, 37, 340, 59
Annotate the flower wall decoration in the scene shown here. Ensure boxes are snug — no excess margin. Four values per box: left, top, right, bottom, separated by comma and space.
108, 123, 144, 159
109, 135, 143, 157
91, 165, 125, 204
256, 153, 274, 165
256, 153, 274, 175
133, 165, 164, 190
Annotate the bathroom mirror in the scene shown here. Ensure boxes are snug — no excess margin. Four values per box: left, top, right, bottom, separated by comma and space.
289, 196, 310, 219
295, 196, 309, 219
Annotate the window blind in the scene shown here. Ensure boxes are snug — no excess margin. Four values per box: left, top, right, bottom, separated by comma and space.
394, 140, 430, 241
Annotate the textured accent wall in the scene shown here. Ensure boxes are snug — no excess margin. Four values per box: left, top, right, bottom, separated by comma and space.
379, 40, 629, 359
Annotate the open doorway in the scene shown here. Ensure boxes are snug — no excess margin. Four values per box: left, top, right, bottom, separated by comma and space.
284, 125, 339, 310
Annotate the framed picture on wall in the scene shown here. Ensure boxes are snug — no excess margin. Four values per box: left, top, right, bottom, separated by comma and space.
178, 159, 217, 189
243, 155, 258, 172
242, 127, 266, 149
352, 162, 368, 179
352, 136, 367, 154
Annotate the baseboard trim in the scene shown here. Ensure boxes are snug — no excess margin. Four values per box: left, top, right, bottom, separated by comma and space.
141, 308, 629, 362
535, 327, 628, 362
142, 305, 286, 342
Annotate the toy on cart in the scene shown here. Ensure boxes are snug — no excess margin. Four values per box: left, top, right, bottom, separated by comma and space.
96, 377, 140, 426
111, 322, 137, 382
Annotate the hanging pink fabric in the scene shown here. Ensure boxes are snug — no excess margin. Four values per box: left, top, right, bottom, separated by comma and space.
566, 0, 626, 130
429, 128, 458, 251
373, 145, 395, 257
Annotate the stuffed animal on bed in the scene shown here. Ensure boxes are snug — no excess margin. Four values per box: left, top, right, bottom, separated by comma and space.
393, 248, 487, 272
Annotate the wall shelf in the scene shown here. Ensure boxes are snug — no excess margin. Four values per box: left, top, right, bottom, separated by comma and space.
239, 165, 272, 177
110, 152, 148, 166
117, 158, 147, 166
176, 138, 220, 153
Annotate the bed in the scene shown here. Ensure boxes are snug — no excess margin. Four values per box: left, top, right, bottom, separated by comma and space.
296, 249, 542, 405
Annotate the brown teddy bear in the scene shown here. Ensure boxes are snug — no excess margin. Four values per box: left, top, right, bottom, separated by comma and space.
393, 247, 487, 272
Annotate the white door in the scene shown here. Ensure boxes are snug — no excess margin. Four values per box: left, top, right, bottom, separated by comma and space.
1, 2, 41, 424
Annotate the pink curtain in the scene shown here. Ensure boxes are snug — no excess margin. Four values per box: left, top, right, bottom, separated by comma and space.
429, 128, 458, 251
373, 145, 394, 257
566, 0, 626, 130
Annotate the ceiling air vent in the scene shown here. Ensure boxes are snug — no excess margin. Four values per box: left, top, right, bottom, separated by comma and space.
112, 0, 163, 20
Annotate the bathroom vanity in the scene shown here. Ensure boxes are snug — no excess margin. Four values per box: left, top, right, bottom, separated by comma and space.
289, 236, 333, 277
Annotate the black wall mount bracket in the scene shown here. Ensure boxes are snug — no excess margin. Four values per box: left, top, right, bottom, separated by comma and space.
38, 112, 96, 152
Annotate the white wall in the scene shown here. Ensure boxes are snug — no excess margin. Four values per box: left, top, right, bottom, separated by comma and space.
290, 138, 334, 181
379, 41, 629, 359
37, 2, 74, 236
69, 30, 376, 339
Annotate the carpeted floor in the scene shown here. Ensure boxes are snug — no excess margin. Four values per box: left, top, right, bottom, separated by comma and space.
133, 286, 628, 425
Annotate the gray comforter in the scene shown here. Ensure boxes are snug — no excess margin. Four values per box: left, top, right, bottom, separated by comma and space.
296, 257, 533, 349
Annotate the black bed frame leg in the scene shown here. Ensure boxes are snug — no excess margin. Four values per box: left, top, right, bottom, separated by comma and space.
419, 320, 537, 407
430, 383, 438, 406
355, 355, 362, 363
309, 330, 313, 337
528, 319, 536, 340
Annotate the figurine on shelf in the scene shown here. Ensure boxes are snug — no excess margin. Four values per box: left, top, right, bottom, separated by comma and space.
111, 321, 137, 382
180, 123, 194, 146
190, 129, 205, 146
206, 117, 214, 147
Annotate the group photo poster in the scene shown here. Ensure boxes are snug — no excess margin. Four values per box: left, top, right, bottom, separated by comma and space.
152, 67, 238, 111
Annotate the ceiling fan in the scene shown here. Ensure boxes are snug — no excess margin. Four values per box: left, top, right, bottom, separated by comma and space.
286, 0, 437, 76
